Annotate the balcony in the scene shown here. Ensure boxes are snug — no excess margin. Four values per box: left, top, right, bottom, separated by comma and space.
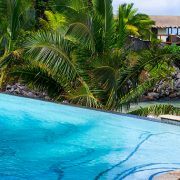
157, 34, 180, 45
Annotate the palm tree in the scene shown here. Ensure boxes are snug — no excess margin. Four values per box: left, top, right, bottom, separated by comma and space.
116, 3, 154, 47
15, 29, 101, 108
0, 0, 34, 88
2, 0, 174, 114
14, 0, 116, 108
11, 0, 175, 112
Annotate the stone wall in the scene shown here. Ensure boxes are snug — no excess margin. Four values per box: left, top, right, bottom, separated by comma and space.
128, 36, 150, 51
3, 68, 180, 102
4, 83, 51, 101
143, 69, 180, 101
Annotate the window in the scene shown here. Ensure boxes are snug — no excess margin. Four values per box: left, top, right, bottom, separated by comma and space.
166, 27, 180, 35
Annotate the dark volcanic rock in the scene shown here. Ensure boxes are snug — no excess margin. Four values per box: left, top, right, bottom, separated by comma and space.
142, 67, 180, 101
4, 83, 51, 100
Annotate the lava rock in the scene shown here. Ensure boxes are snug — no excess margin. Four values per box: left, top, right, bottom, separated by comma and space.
147, 92, 160, 99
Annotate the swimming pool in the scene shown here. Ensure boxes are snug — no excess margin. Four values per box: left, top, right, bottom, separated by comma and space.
0, 94, 180, 180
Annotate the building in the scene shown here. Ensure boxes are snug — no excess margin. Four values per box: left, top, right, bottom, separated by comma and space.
150, 16, 180, 45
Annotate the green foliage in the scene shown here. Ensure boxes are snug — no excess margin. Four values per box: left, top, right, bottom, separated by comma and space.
0, 0, 35, 40
129, 104, 180, 116
34, 0, 53, 28
116, 3, 154, 47
65, 80, 102, 108
24, 30, 77, 81
39, 10, 67, 31
164, 44, 180, 54
12, 64, 65, 98
164, 45, 180, 67
0, 0, 35, 88
0, 0, 178, 112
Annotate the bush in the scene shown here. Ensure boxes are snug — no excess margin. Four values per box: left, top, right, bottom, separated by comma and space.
164, 45, 180, 68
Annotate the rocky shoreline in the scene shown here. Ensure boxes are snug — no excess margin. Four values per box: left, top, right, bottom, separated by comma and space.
142, 70, 180, 101
3, 83, 52, 101
2, 69, 180, 102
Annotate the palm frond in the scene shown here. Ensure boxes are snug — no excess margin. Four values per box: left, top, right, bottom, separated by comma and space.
7, 0, 23, 39
66, 22, 95, 52
24, 30, 78, 81
119, 78, 158, 105
0, 0, 6, 17
0, 48, 22, 68
103, 0, 114, 48
65, 79, 102, 108
93, 0, 114, 48
11, 64, 65, 98
116, 3, 154, 44
126, 24, 139, 36
39, 10, 67, 31
116, 5, 128, 48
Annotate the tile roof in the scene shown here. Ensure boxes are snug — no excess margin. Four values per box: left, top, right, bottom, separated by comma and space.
150, 16, 180, 28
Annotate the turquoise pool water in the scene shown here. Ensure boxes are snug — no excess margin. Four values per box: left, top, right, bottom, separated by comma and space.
0, 94, 180, 180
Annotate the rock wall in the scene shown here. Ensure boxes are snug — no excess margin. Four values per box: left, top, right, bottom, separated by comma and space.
2, 69, 180, 102
143, 70, 180, 101
4, 83, 51, 101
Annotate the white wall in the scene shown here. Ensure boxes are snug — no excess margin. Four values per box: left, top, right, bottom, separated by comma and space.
157, 28, 167, 42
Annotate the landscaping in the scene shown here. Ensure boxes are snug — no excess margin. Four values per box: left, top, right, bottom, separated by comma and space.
0, 0, 179, 116
0, 1, 180, 179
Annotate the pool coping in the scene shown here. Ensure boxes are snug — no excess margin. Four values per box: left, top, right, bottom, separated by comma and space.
1, 92, 180, 127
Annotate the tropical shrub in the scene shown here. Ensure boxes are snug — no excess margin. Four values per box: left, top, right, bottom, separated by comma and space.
164, 45, 180, 68
129, 104, 180, 116
11, 0, 174, 111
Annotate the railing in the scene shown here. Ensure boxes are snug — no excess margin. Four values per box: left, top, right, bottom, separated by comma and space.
157, 34, 180, 45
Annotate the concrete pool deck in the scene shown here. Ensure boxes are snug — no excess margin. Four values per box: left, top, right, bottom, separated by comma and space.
159, 115, 180, 126
159, 115, 180, 121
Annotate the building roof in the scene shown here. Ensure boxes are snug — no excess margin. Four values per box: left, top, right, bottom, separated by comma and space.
150, 16, 180, 28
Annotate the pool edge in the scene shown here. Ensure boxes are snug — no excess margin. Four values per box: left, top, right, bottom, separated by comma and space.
0, 92, 179, 127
